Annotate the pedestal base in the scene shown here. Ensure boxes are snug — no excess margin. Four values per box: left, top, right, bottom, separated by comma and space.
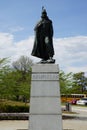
29, 64, 63, 130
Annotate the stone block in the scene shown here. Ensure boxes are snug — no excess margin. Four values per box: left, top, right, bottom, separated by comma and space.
30, 97, 61, 114
29, 115, 62, 130
29, 64, 62, 130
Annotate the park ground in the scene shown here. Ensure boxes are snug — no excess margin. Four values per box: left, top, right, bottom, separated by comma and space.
0, 106, 87, 130
0, 117, 87, 130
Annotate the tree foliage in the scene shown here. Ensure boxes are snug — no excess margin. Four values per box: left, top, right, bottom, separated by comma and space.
0, 56, 87, 102
72, 72, 87, 93
59, 70, 73, 94
60, 71, 87, 94
12, 55, 33, 72
0, 58, 11, 98
0, 56, 33, 102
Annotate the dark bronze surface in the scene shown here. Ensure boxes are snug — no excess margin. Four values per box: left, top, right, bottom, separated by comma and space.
31, 7, 55, 63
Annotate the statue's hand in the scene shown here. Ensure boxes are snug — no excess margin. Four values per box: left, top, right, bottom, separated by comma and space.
45, 37, 49, 44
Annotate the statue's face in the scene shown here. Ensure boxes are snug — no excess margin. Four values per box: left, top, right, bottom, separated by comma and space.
41, 12, 47, 19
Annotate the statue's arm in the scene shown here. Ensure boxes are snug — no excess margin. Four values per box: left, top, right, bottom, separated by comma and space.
50, 21, 53, 37
34, 20, 42, 31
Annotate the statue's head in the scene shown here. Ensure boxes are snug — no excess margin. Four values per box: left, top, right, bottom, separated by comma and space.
41, 7, 47, 18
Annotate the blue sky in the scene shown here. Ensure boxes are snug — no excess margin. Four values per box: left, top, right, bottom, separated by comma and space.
0, 0, 87, 74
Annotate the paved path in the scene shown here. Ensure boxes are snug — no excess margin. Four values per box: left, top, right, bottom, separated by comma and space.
63, 119, 87, 130
0, 106, 87, 130
63, 105, 87, 130
0, 119, 87, 130
0, 120, 28, 130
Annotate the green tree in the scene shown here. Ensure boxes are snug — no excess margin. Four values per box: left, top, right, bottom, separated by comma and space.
0, 56, 33, 102
72, 72, 87, 93
0, 58, 11, 98
59, 70, 73, 94
11, 56, 33, 101
1, 70, 21, 100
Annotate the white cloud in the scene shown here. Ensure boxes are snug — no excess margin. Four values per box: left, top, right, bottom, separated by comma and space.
54, 36, 87, 73
65, 65, 87, 73
0, 32, 13, 47
9, 26, 24, 33
0, 32, 87, 73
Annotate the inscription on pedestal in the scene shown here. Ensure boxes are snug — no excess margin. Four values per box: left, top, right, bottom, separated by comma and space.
32, 73, 59, 81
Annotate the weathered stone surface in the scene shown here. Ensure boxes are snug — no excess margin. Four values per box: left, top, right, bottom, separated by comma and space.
31, 81, 60, 96
29, 115, 62, 130
30, 97, 61, 114
29, 64, 62, 130
32, 64, 59, 72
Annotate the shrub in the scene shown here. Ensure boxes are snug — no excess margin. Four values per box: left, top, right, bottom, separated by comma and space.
0, 100, 29, 113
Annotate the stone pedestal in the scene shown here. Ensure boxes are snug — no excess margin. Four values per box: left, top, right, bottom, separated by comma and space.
29, 64, 62, 130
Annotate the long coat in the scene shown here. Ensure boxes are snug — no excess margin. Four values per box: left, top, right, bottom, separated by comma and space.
31, 17, 54, 60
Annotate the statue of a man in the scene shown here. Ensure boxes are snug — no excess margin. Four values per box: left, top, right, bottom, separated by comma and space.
31, 7, 55, 63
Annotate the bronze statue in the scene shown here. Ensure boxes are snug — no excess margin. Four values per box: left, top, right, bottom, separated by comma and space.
31, 7, 55, 63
